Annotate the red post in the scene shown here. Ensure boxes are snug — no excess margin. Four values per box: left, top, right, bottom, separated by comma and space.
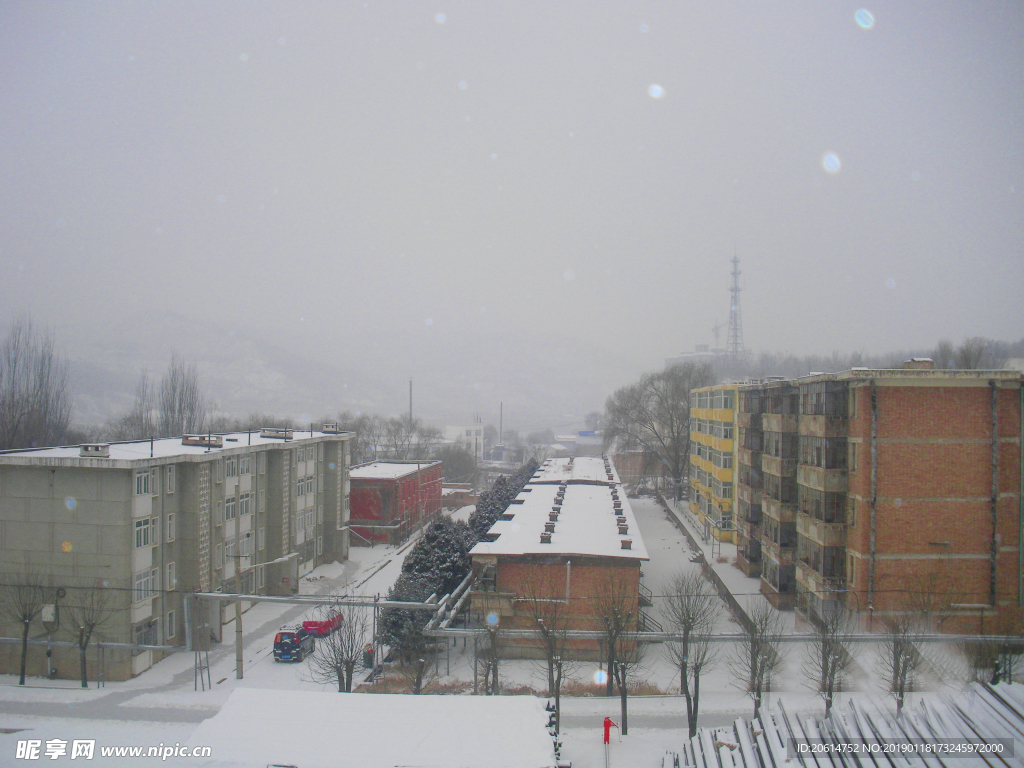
603, 717, 618, 744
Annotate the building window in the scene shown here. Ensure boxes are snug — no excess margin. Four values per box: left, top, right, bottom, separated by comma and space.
296, 478, 304, 497
317, 536, 323, 555
215, 460, 224, 483
318, 443, 324, 461
306, 476, 315, 495
258, 453, 266, 475
849, 442, 858, 473
166, 610, 176, 639
847, 496, 856, 528
318, 474, 324, 492
166, 465, 175, 494
214, 543, 223, 569
239, 493, 252, 516
258, 489, 265, 513
258, 526, 266, 551
134, 618, 159, 648
317, 505, 323, 524
150, 468, 160, 495
215, 500, 224, 526
225, 538, 235, 561
239, 456, 252, 475
150, 516, 160, 545
166, 513, 175, 542
225, 496, 237, 520
167, 561, 176, 590
134, 519, 151, 548
240, 531, 253, 557
133, 569, 157, 602
135, 471, 150, 496
257, 567, 265, 589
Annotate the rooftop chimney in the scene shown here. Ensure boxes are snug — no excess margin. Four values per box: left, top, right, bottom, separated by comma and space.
903, 358, 935, 370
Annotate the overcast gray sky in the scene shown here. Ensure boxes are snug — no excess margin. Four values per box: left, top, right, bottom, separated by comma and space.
2, 2, 1021, 427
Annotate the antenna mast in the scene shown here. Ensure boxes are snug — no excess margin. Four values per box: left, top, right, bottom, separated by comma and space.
727, 255, 744, 359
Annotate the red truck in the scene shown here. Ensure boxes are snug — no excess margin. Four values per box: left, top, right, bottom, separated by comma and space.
302, 610, 343, 636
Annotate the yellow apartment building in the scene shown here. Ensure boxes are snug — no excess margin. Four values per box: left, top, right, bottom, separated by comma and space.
688, 384, 739, 543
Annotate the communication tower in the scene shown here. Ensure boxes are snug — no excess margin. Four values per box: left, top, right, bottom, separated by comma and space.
727, 256, 744, 359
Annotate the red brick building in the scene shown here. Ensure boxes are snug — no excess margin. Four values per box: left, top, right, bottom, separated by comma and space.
349, 461, 442, 545
469, 456, 654, 660
735, 363, 1023, 634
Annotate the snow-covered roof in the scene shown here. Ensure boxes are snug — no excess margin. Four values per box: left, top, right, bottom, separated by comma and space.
471, 457, 648, 561
685, 683, 1024, 768
0, 430, 350, 467
531, 456, 620, 485
349, 460, 441, 480
188, 687, 556, 768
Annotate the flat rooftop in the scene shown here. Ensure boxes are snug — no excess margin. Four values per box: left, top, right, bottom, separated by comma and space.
349, 460, 441, 481
0, 430, 350, 467
529, 455, 620, 485
471, 457, 648, 561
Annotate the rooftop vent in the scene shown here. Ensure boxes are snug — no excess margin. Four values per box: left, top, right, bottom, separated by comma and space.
544, 522, 556, 533
621, 539, 632, 550
260, 428, 293, 440
618, 524, 629, 534
182, 435, 223, 448
540, 532, 552, 544
79, 443, 110, 458
549, 513, 559, 522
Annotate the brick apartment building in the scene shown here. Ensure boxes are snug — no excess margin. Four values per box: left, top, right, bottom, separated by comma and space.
469, 456, 653, 660
734, 362, 1023, 634
0, 427, 352, 680
689, 384, 740, 543
348, 460, 443, 545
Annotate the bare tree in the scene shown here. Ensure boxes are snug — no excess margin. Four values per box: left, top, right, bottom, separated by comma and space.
0, 574, 49, 685
932, 339, 956, 369
903, 572, 962, 634
0, 314, 73, 450
953, 337, 1003, 370
611, 633, 647, 736
803, 606, 854, 716
663, 570, 722, 737
592, 572, 639, 698
730, 597, 785, 719
603, 362, 715, 501
477, 622, 504, 695
877, 610, 923, 717
516, 568, 580, 730
63, 586, 118, 688
109, 371, 156, 440
307, 601, 370, 692
158, 353, 206, 437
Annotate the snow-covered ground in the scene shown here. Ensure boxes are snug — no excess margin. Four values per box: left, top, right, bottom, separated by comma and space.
0, 502, 977, 767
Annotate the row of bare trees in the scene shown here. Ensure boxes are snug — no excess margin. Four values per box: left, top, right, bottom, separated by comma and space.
0, 576, 118, 688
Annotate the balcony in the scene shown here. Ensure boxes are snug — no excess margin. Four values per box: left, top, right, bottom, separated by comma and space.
799, 414, 849, 438
734, 515, 760, 541
762, 454, 797, 478
797, 512, 846, 548
762, 496, 797, 524
762, 413, 798, 433
761, 536, 796, 563
796, 561, 845, 600
737, 483, 762, 505
737, 412, 762, 430
736, 446, 762, 468
797, 464, 848, 493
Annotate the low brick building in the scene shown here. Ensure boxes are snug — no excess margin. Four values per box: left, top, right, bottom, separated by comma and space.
349, 461, 442, 545
469, 456, 653, 660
